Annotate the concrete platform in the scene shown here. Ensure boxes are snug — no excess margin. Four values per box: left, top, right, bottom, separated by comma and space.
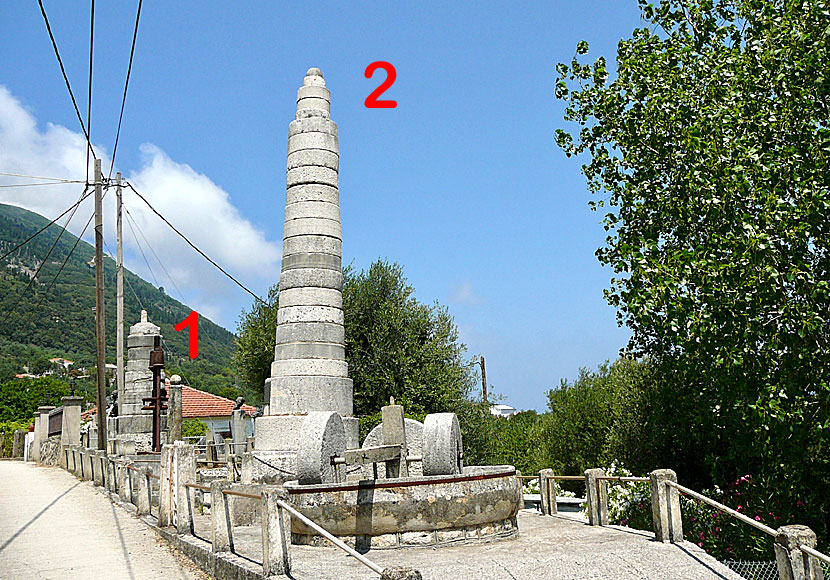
2, 460, 746, 580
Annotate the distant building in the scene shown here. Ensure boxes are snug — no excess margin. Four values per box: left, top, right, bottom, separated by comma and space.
490, 403, 518, 418
182, 386, 257, 439
82, 386, 258, 439
49, 357, 74, 369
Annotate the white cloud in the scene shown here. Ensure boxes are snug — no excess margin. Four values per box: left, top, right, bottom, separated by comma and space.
450, 280, 483, 306
0, 85, 281, 329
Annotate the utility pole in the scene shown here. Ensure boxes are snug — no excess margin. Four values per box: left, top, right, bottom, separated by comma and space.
94, 158, 107, 451
480, 355, 488, 403
116, 173, 124, 418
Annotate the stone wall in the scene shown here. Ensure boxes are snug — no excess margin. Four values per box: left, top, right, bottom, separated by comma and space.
39, 435, 62, 466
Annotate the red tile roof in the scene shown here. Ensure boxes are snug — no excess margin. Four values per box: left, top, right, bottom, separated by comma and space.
80, 387, 256, 420
182, 386, 256, 418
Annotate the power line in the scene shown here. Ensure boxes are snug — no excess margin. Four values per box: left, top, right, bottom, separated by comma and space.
108, 0, 143, 180
85, 0, 95, 185
0, 181, 85, 188
36, 0, 96, 164
0, 190, 94, 263
122, 207, 161, 289
123, 204, 188, 304
102, 239, 144, 311
0, 172, 84, 182
1, 186, 89, 324
124, 182, 266, 304
34, 210, 95, 311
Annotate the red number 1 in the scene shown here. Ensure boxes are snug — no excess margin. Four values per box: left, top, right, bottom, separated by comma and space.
364, 61, 397, 108
175, 311, 199, 359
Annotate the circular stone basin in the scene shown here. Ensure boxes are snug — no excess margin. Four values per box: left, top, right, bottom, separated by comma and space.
284, 465, 522, 549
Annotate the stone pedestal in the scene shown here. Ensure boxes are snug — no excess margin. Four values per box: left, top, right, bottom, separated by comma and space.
60, 397, 83, 468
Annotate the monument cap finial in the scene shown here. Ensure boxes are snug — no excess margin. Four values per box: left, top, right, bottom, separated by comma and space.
303, 67, 326, 87
141, 309, 148, 323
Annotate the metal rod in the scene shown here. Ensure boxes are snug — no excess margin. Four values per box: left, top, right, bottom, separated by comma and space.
801, 545, 830, 566
277, 499, 384, 575
184, 483, 210, 491
551, 475, 585, 481
596, 476, 649, 482
222, 489, 262, 500
667, 481, 778, 537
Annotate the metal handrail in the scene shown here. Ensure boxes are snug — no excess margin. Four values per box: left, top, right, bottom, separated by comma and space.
666, 480, 778, 537
597, 476, 649, 482
222, 489, 262, 500
146, 472, 160, 480
184, 483, 210, 492
666, 480, 830, 567
801, 545, 830, 566
276, 499, 384, 575
551, 475, 584, 481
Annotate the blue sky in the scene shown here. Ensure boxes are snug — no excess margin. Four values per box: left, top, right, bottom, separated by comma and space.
0, 1, 643, 411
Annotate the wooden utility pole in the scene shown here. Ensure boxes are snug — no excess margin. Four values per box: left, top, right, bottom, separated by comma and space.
480, 355, 488, 403
116, 173, 124, 416
94, 159, 107, 451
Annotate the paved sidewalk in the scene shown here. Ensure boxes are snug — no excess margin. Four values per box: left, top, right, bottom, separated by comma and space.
0, 461, 206, 580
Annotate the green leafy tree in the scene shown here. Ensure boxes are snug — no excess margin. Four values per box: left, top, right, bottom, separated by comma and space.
0, 377, 70, 421
556, 0, 830, 542
232, 284, 280, 406
234, 259, 478, 441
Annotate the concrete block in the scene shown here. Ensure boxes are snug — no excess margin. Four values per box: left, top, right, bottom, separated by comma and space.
284, 200, 340, 222
282, 233, 341, 256
286, 184, 339, 206
382, 404, 408, 478
287, 132, 338, 155
261, 486, 291, 576
276, 321, 344, 344
539, 469, 557, 515
649, 469, 682, 541
273, 342, 346, 361
585, 468, 609, 526
158, 444, 174, 528
280, 251, 341, 272
278, 287, 342, 309
269, 375, 353, 416
277, 305, 344, 325
283, 216, 341, 240
127, 334, 156, 348
286, 166, 338, 188
287, 149, 339, 171
270, 358, 348, 378
211, 481, 234, 553
279, 267, 343, 291
295, 85, 331, 105
774, 525, 823, 580
254, 415, 308, 451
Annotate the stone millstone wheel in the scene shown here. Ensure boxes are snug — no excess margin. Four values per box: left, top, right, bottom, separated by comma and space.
422, 413, 463, 476
296, 411, 345, 485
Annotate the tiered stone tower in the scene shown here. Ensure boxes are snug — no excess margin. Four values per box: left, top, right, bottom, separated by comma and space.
255, 68, 358, 452
111, 310, 163, 452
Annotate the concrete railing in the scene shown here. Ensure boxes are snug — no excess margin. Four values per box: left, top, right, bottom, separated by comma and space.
59, 441, 420, 579
535, 467, 829, 580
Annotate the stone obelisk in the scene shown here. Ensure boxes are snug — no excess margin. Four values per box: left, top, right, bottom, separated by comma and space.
255, 68, 358, 453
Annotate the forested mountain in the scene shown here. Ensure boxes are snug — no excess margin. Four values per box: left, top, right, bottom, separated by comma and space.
0, 202, 237, 395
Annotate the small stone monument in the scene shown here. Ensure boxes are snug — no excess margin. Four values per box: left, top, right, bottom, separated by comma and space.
110, 310, 165, 452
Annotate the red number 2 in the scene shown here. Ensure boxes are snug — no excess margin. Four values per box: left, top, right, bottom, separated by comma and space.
364, 61, 397, 108
174, 311, 199, 360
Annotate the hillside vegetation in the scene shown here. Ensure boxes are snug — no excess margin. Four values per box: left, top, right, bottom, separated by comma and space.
0, 202, 237, 394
